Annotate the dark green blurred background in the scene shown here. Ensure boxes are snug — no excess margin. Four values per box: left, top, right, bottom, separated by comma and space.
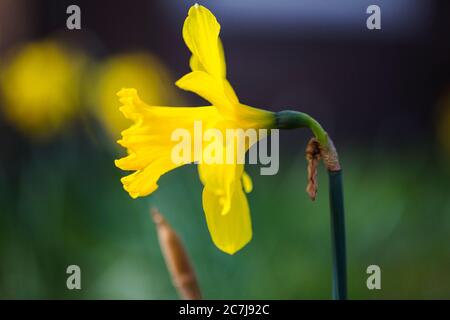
0, 0, 450, 299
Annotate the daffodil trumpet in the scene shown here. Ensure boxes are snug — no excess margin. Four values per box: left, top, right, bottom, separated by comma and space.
115, 3, 346, 299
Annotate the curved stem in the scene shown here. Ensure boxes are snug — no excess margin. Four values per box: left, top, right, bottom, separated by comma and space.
275, 110, 329, 147
275, 110, 347, 300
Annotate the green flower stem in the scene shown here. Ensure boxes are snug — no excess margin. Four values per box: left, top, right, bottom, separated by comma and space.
328, 170, 347, 300
275, 110, 329, 147
275, 110, 347, 300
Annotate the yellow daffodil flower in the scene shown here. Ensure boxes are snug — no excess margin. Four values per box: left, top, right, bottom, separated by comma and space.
115, 4, 275, 254
1, 40, 85, 138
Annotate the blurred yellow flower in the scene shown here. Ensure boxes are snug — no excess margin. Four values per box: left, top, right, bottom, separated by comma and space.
0, 40, 85, 138
95, 53, 177, 139
115, 4, 275, 254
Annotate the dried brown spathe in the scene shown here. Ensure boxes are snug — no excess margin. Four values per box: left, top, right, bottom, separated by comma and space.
305, 137, 341, 201
306, 138, 321, 201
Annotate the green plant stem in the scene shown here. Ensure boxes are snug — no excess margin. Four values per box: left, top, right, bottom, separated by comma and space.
328, 170, 347, 300
275, 110, 328, 146
275, 110, 347, 300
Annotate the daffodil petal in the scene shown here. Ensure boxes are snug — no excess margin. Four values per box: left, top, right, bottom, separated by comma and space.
202, 181, 252, 255
242, 171, 253, 193
119, 157, 179, 198
175, 71, 238, 111
197, 131, 245, 213
198, 161, 244, 215
183, 4, 225, 79
189, 55, 206, 73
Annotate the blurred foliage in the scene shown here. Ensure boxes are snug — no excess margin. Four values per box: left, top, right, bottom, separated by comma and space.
0, 127, 449, 299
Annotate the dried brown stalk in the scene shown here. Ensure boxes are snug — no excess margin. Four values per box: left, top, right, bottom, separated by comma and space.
151, 208, 202, 300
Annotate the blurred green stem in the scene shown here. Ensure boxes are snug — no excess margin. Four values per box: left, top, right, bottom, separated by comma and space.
276, 110, 347, 300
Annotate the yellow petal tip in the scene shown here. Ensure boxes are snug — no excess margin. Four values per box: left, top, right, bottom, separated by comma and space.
216, 236, 252, 255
